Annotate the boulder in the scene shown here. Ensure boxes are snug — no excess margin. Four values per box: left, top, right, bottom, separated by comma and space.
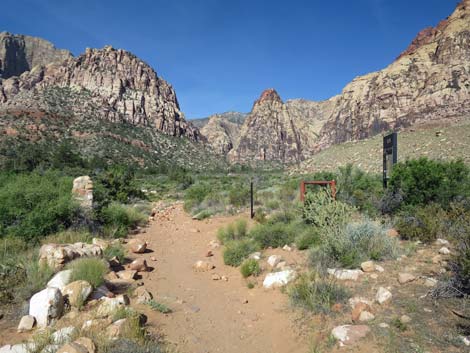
331, 325, 370, 346
47, 270, 73, 290
267, 255, 282, 268
327, 269, 362, 281
116, 270, 137, 280
89, 285, 114, 300
72, 176, 93, 210
39, 243, 102, 270
128, 239, 147, 254
348, 297, 373, 309
249, 252, 261, 260
192, 260, 214, 272
439, 247, 451, 255
262, 270, 296, 289
436, 238, 450, 246
398, 273, 416, 284
361, 261, 375, 273
29, 287, 64, 327
17, 315, 35, 332
51, 326, 78, 345
375, 287, 392, 305
106, 319, 128, 339
57, 337, 95, 353
351, 302, 371, 322
134, 287, 153, 304
358, 311, 375, 322
129, 259, 148, 272
62, 281, 93, 307
0, 344, 33, 353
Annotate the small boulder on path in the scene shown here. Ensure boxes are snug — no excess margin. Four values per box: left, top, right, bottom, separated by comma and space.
17, 315, 35, 332
129, 258, 149, 272
439, 247, 451, 255
62, 280, 93, 307
29, 287, 64, 327
192, 260, 215, 272
128, 239, 147, 254
331, 325, 370, 346
47, 270, 73, 291
398, 273, 416, 284
376, 287, 392, 304
327, 269, 362, 281
263, 270, 296, 289
361, 261, 375, 273
267, 255, 282, 268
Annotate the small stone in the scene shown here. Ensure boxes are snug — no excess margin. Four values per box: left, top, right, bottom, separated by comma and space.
376, 287, 392, 304
134, 287, 153, 304
424, 308, 433, 313
208, 240, 220, 249
205, 250, 214, 257
352, 302, 371, 322
282, 245, 292, 252
62, 280, 93, 307
375, 265, 385, 272
248, 252, 261, 260
439, 247, 451, 255
128, 239, 147, 254
436, 238, 449, 246
331, 325, 370, 346
348, 297, 373, 309
221, 276, 228, 281
398, 273, 416, 284
387, 228, 399, 237
370, 274, 378, 280
51, 326, 78, 345
129, 258, 148, 272
263, 270, 296, 289
193, 260, 215, 272
17, 315, 35, 332
459, 335, 470, 346
211, 274, 221, 280
106, 319, 128, 339
400, 315, 412, 324
361, 261, 375, 272
424, 277, 438, 287
327, 268, 362, 281
378, 322, 389, 328
116, 270, 137, 280
57, 337, 96, 353
358, 311, 375, 322
150, 256, 157, 261
267, 255, 282, 268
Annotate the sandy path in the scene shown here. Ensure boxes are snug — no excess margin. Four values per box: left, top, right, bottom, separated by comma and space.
133, 203, 309, 353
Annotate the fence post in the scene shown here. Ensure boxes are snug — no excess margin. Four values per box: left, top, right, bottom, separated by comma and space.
250, 181, 254, 219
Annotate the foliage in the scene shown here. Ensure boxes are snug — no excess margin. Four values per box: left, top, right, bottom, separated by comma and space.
223, 239, 260, 267
309, 220, 399, 270
105, 339, 164, 353
303, 189, 355, 228
217, 219, 248, 244
240, 259, 261, 278
66, 257, 108, 288
249, 221, 299, 249
101, 202, 147, 238
0, 171, 79, 242
394, 203, 446, 242
41, 230, 92, 245
388, 158, 470, 211
104, 243, 126, 264
183, 182, 212, 212
295, 227, 321, 250
288, 272, 349, 314
146, 299, 172, 313
228, 184, 250, 207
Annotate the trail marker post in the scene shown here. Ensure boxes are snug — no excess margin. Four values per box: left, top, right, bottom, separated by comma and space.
383, 132, 398, 188
250, 180, 254, 219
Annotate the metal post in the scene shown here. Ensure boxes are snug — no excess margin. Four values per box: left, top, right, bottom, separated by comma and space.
250, 181, 254, 219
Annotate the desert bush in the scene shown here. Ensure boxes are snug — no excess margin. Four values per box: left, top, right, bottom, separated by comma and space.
303, 189, 355, 228
146, 299, 172, 313
217, 219, 248, 244
105, 339, 164, 353
394, 203, 446, 242
101, 202, 146, 238
67, 258, 108, 288
388, 158, 470, 211
309, 220, 399, 270
295, 227, 321, 250
0, 171, 79, 242
193, 209, 213, 220
288, 272, 349, 314
228, 184, 250, 207
250, 221, 299, 249
41, 230, 92, 245
253, 208, 267, 224
104, 243, 126, 264
240, 259, 261, 278
183, 182, 212, 212
223, 239, 260, 267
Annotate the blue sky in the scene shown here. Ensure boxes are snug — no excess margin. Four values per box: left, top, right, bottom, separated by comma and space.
1, 0, 457, 118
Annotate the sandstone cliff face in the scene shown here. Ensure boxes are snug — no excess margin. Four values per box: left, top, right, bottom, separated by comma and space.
199, 113, 245, 155
227, 0, 470, 164
0, 43, 200, 141
0, 32, 72, 79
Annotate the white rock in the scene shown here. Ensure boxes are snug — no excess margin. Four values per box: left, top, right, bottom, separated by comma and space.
378, 323, 389, 328
424, 277, 438, 287
459, 335, 470, 346
375, 265, 385, 272
0, 344, 35, 353
17, 315, 35, 332
47, 270, 73, 290
51, 326, 77, 345
348, 297, 373, 309
398, 273, 416, 284
360, 261, 375, 272
267, 255, 282, 268
40, 345, 60, 353
436, 238, 450, 246
327, 268, 362, 281
282, 245, 292, 252
400, 315, 412, 324
262, 270, 296, 289
358, 311, 375, 322
439, 247, 451, 255
375, 287, 392, 304
248, 252, 261, 260
29, 287, 64, 327
331, 325, 370, 346
97, 295, 129, 317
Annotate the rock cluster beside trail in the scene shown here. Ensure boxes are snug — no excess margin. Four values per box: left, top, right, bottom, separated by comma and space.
38, 242, 103, 270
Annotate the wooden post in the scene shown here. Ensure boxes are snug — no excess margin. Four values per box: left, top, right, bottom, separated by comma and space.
300, 181, 306, 202
331, 180, 337, 200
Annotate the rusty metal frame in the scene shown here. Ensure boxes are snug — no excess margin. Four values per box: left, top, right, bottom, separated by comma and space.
300, 180, 337, 202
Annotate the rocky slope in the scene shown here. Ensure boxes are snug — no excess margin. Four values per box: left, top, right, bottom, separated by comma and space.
223, 0, 470, 165
199, 114, 245, 155
0, 32, 72, 79
192, 111, 246, 129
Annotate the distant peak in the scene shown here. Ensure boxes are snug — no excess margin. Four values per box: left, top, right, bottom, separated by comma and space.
254, 88, 282, 106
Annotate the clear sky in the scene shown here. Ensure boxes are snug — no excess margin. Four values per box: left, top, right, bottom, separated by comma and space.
1, 0, 458, 118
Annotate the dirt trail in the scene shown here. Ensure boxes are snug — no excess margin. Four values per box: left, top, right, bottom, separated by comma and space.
133, 203, 309, 353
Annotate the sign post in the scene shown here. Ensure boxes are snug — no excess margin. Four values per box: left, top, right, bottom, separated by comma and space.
250, 181, 254, 219
383, 132, 398, 188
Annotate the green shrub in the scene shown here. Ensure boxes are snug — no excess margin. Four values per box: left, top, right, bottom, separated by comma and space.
240, 259, 261, 278
253, 208, 267, 224
101, 202, 146, 238
105, 339, 163, 353
223, 239, 260, 267
67, 258, 108, 288
146, 299, 172, 313
295, 228, 321, 250
41, 230, 92, 245
183, 182, 212, 212
103, 243, 126, 264
250, 221, 298, 249
288, 272, 349, 314
389, 158, 470, 211
228, 184, 250, 207
217, 219, 248, 244
0, 171, 79, 242
394, 203, 446, 242
303, 189, 355, 228
193, 209, 213, 220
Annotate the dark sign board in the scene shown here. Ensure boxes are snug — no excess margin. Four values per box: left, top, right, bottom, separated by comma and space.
383, 132, 397, 188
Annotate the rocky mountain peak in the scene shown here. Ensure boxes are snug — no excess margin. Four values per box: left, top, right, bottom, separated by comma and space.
254, 88, 283, 106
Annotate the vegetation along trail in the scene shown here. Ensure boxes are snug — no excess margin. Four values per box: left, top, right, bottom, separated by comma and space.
132, 203, 309, 353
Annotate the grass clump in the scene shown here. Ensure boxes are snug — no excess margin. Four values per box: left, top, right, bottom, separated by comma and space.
101, 202, 147, 238
240, 259, 261, 278
288, 272, 349, 314
103, 243, 126, 264
41, 230, 92, 245
217, 219, 248, 244
249, 221, 298, 249
223, 239, 260, 267
66, 257, 108, 288
146, 299, 172, 313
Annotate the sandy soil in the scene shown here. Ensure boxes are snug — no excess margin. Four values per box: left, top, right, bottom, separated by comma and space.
132, 203, 310, 353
